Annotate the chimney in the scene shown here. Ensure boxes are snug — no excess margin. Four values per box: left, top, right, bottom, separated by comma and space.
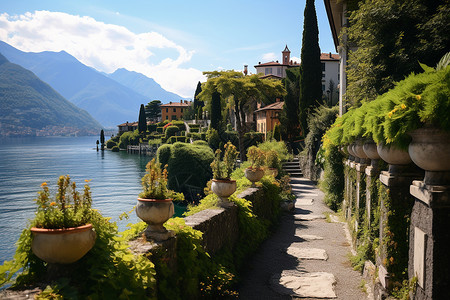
276, 98, 280, 102
169, 101, 172, 104
180, 99, 183, 103
244, 65, 248, 75
329, 52, 332, 58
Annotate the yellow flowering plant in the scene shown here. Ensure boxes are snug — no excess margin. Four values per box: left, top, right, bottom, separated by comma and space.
210, 142, 239, 180
246, 146, 266, 169
139, 158, 174, 199
33, 175, 93, 229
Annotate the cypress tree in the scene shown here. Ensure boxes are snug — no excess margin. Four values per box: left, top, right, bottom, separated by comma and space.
138, 104, 147, 133
279, 67, 301, 140
210, 91, 221, 132
193, 81, 203, 110
299, 0, 322, 136
100, 129, 105, 150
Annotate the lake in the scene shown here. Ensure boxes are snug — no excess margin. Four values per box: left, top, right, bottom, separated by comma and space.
0, 136, 184, 264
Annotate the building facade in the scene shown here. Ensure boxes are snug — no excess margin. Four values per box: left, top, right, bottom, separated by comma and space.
160, 100, 192, 121
254, 100, 284, 140
254, 45, 299, 79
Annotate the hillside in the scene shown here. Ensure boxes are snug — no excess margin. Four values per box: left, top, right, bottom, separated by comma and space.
0, 53, 101, 136
108, 68, 185, 102
0, 41, 182, 127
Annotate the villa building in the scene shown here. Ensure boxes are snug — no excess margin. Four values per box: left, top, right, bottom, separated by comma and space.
160, 100, 192, 121
117, 121, 138, 136
254, 46, 340, 103
254, 99, 284, 139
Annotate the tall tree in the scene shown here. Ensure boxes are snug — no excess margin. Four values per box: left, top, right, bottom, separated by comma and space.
199, 71, 285, 161
279, 67, 301, 142
138, 104, 147, 133
299, 0, 323, 136
145, 100, 162, 122
193, 81, 203, 110
210, 91, 222, 132
346, 0, 450, 105
100, 129, 105, 150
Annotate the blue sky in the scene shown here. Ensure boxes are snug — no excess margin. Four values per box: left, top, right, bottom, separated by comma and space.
0, 0, 336, 97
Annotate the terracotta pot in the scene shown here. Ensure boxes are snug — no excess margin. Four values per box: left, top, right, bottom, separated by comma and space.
377, 144, 412, 165
363, 141, 381, 160
136, 198, 174, 241
408, 127, 450, 184
266, 168, 279, 177
211, 179, 236, 204
245, 168, 265, 187
31, 224, 96, 264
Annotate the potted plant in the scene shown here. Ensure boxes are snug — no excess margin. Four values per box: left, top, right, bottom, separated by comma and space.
30, 175, 97, 264
265, 150, 280, 177
210, 142, 239, 206
136, 158, 175, 241
244, 146, 266, 187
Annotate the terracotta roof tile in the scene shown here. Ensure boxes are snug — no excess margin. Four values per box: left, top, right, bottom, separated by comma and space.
254, 101, 284, 112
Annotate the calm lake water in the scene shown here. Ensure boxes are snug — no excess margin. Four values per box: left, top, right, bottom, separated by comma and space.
0, 136, 184, 264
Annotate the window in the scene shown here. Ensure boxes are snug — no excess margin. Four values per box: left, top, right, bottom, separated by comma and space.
322, 73, 325, 78
173, 108, 176, 112
165, 115, 168, 120
166, 108, 168, 113
265, 68, 272, 75
172, 115, 177, 120
321, 63, 325, 72
322, 85, 325, 91
180, 108, 183, 113
277, 68, 282, 76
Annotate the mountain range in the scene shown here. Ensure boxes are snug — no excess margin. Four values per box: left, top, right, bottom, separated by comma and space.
0, 41, 186, 127
0, 53, 101, 136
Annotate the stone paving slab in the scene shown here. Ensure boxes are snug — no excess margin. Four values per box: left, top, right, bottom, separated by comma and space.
287, 245, 328, 260
297, 198, 314, 206
295, 233, 324, 240
294, 214, 326, 221
271, 270, 337, 298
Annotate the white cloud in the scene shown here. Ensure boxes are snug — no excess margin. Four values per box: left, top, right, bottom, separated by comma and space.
0, 11, 204, 97
261, 52, 277, 62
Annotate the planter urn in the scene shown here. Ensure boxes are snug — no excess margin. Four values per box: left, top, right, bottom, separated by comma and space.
211, 179, 236, 206
245, 168, 265, 187
353, 140, 369, 164
347, 144, 357, 162
363, 140, 381, 169
408, 127, 450, 185
136, 198, 174, 241
377, 144, 412, 173
30, 224, 96, 264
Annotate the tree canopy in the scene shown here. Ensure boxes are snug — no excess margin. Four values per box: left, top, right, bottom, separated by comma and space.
145, 100, 162, 123
198, 70, 285, 160
299, 0, 323, 136
346, 0, 450, 105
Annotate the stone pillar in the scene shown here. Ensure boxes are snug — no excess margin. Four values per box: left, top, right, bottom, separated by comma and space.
365, 161, 380, 228
375, 168, 423, 298
409, 182, 450, 300
354, 162, 368, 239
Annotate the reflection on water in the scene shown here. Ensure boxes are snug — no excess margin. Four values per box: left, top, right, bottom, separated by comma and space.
0, 136, 185, 264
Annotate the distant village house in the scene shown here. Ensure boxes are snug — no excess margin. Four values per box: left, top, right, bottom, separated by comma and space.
254, 99, 283, 139
160, 100, 192, 121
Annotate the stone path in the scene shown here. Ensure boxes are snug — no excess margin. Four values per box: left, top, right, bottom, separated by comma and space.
238, 176, 369, 299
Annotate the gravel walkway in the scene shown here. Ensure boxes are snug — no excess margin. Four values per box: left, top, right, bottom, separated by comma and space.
238, 176, 369, 299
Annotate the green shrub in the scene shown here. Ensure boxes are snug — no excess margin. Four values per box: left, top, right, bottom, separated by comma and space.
207, 128, 220, 150
156, 144, 172, 166
193, 140, 208, 146
111, 145, 120, 152
165, 125, 179, 138
156, 126, 164, 133
320, 144, 344, 211
147, 124, 157, 133
106, 139, 117, 149
166, 142, 214, 200
257, 140, 291, 162
118, 130, 140, 149
189, 127, 200, 133
167, 136, 187, 144
243, 131, 264, 148
157, 120, 170, 127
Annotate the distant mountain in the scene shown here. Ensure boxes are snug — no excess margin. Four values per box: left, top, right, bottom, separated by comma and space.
108, 68, 186, 102
0, 41, 180, 127
0, 53, 101, 136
